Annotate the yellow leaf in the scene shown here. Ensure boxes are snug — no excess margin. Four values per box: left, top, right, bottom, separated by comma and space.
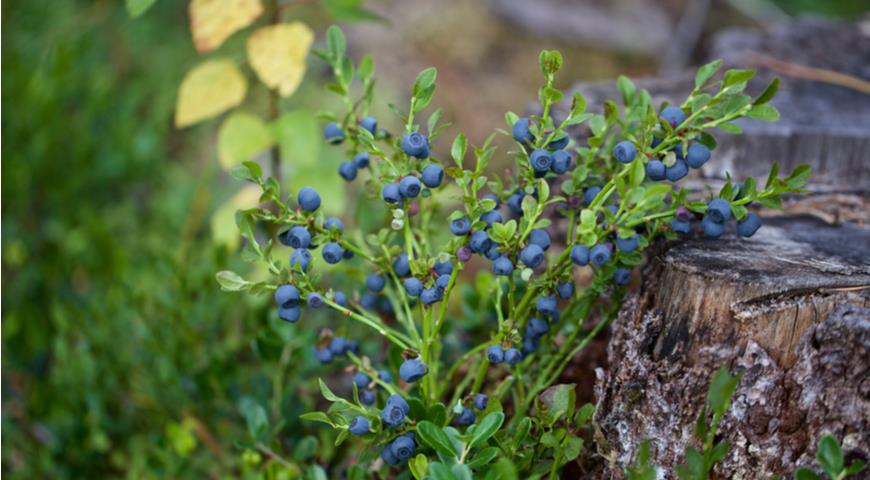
247, 22, 314, 97
211, 185, 262, 250
175, 59, 247, 128
217, 112, 273, 169
189, 0, 263, 53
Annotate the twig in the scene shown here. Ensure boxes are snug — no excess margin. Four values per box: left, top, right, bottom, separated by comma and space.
748, 52, 870, 95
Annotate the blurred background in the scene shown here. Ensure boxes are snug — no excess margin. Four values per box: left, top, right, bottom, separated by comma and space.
3, 0, 868, 478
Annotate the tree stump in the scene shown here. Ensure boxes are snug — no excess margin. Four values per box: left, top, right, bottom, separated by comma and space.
593, 215, 870, 478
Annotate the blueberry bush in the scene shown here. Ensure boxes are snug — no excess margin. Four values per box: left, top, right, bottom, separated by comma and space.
218, 26, 815, 478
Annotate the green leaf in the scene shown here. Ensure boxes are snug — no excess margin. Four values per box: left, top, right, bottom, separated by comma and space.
538, 384, 576, 425
323, 0, 386, 22
539, 50, 563, 76
299, 412, 334, 426
617, 75, 636, 104
574, 403, 595, 428
630, 159, 645, 187
512, 417, 531, 451
748, 104, 780, 122
451, 464, 473, 480
707, 368, 741, 416
844, 461, 866, 476
695, 59, 722, 89
816, 435, 844, 478
215, 271, 251, 291
451, 133, 467, 168
318, 378, 341, 402
469, 412, 504, 448
717, 123, 743, 134
785, 165, 812, 190
467, 446, 499, 469
428, 402, 448, 427
794, 468, 821, 480
413, 67, 437, 98
126, 0, 157, 18
326, 25, 346, 63
753, 77, 779, 105
410, 454, 429, 480
570, 91, 587, 116
485, 458, 518, 480
239, 397, 269, 440
429, 462, 458, 480
416, 420, 458, 458
723, 69, 756, 88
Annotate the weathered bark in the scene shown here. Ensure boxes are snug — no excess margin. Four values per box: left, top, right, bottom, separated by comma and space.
555, 19, 870, 192
593, 215, 870, 478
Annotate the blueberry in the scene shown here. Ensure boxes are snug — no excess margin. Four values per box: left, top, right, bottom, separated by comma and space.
322, 242, 344, 264
615, 234, 639, 253
289, 248, 312, 272
330, 337, 348, 356
737, 213, 762, 237
420, 287, 442, 305
584, 186, 602, 205
551, 150, 572, 174
527, 317, 549, 337
457, 246, 473, 262
346, 340, 361, 356
323, 122, 344, 144
651, 136, 663, 148
338, 161, 357, 181
421, 164, 444, 188
483, 193, 501, 206
313, 346, 333, 363
660, 106, 687, 128
360, 116, 378, 135
349, 416, 370, 436
324, 217, 344, 232
547, 135, 569, 151
381, 395, 408, 428
686, 143, 711, 168
275, 284, 301, 308
671, 218, 691, 234
353, 372, 371, 389
522, 336, 540, 355
530, 149, 553, 175
401, 132, 430, 159
381, 444, 400, 466
590, 244, 612, 266
307, 292, 324, 308
481, 210, 503, 228
399, 176, 422, 198
528, 229, 551, 251
333, 291, 348, 307
360, 389, 376, 406
507, 192, 524, 216
469, 231, 492, 253
504, 348, 523, 366
380, 297, 394, 314
706, 198, 732, 223
665, 159, 689, 182
473, 394, 489, 410
613, 268, 631, 286
485, 243, 502, 261
354, 152, 370, 169
486, 345, 505, 364
456, 407, 476, 426
702, 216, 725, 238
493, 256, 514, 276
433, 261, 454, 276
360, 293, 379, 311
279, 306, 301, 323
399, 358, 428, 382
614, 141, 637, 164
285, 226, 311, 249
450, 217, 472, 236
570, 245, 590, 266
382, 183, 401, 203
557, 281, 574, 299
436, 274, 451, 291
297, 187, 321, 212
366, 273, 386, 292
512, 117, 534, 144
390, 435, 416, 462
393, 254, 411, 278
519, 244, 545, 268
376, 370, 393, 384
536, 295, 557, 317
646, 160, 666, 181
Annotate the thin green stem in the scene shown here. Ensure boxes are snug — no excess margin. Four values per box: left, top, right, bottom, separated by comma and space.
323, 299, 413, 350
